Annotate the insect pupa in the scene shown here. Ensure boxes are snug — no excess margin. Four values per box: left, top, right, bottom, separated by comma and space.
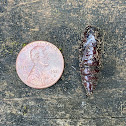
79, 26, 102, 96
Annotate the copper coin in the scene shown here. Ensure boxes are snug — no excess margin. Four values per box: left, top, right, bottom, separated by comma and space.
16, 41, 64, 89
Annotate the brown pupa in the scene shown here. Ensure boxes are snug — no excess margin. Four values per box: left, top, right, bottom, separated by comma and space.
79, 26, 102, 96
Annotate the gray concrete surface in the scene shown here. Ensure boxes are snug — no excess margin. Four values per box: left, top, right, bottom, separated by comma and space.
0, 0, 126, 126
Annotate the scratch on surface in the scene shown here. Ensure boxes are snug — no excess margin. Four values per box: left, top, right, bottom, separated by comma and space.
16, 0, 40, 7
1, 95, 73, 101
30, 28, 39, 31
71, 66, 76, 70
96, 87, 125, 93
7, 0, 40, 11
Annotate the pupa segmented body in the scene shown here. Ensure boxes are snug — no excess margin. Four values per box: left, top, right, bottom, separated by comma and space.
79, 26, 102, 96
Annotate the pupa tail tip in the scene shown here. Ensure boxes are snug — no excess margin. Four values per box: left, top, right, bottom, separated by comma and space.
86, 91, 93, 97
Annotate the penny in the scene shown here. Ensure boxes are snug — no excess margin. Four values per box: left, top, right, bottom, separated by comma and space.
16, 41, 64, 89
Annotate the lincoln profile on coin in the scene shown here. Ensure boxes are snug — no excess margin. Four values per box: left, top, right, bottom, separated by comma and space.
27, 45, 49, 86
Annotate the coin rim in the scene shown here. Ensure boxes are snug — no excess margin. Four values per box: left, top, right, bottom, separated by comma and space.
16, 41, 64, 89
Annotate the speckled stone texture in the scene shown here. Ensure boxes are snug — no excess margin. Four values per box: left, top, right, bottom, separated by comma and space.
0, 0, 126, 126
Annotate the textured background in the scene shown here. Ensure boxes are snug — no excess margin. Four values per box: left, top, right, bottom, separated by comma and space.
0, 0, 126, 126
